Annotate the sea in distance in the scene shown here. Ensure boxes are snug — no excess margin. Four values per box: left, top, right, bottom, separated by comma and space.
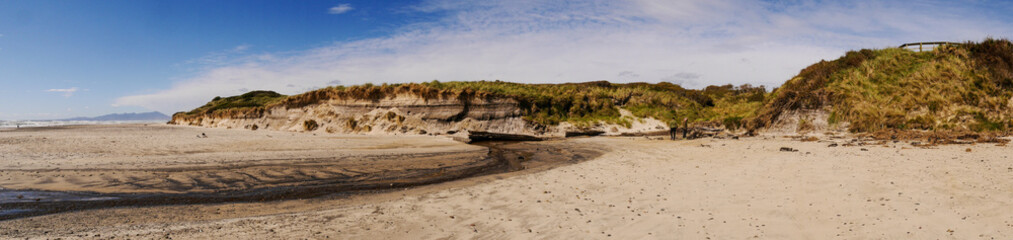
0, 120, 166, 129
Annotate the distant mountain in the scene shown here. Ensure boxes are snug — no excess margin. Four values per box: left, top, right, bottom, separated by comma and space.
61, 111, 170, 121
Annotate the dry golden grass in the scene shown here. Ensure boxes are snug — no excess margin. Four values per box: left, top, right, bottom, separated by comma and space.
173, 39, 1013, 141
173, 81, 767, 128
748, 38, 1013, 138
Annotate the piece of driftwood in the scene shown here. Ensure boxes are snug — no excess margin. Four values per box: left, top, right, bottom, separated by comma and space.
618, 130, 670, 137
669, 127, 727, 140
467, 131, 543, 142
565, 130, 606, 137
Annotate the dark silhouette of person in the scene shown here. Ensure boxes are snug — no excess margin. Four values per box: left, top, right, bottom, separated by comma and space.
669, 125, 678, 140
682, 117, 689, 139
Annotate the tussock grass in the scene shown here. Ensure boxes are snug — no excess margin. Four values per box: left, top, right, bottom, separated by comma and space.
698, 84, 766, 130
430, 81, 706, 126
189, 91, 286, 114
748, 38, 1013, 135
303, 120, 319, 131
175, 38, 1013, 138
173, 91, 286, 120
174, 81, 767, 128
748, 49, 877, 130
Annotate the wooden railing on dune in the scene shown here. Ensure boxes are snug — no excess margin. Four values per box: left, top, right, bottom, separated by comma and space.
899, 42, 961, 52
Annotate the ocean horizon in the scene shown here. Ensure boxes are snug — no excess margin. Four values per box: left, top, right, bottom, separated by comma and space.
0, 120, 167, 129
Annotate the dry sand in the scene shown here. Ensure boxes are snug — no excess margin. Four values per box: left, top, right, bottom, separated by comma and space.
3, 125, 1013, 239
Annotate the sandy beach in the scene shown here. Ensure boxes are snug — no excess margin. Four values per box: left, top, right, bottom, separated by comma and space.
0, 124, 493, 194
2, 125, 1013, 239
7, 1, 1012, 239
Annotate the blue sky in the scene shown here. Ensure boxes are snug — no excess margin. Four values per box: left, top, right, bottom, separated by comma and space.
1, 0, 1011, 120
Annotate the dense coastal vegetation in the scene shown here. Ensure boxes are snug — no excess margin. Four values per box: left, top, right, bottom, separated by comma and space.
176, 39, 1013, 136
175, 80, 768, 128
750, 38, 1013, 136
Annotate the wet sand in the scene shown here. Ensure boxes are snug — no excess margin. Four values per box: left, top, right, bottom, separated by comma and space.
0, 124, 490, 194
0, 124, 602, 220
3, 125, 1013, 239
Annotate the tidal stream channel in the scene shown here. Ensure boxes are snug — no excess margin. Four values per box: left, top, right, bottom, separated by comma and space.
0, 140, 603, 221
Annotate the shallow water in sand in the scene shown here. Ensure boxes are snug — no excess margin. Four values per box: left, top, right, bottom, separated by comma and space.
0, 189, 119, 203
0, 139, 599, 221
0, 189, 122, 218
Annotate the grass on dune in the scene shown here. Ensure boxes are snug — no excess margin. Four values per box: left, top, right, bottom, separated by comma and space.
698, 84, 766, 130
181, 91, 287, 117
175, 81, 767, 128
178, 38, 1013, 136
750, 38, 1013, 134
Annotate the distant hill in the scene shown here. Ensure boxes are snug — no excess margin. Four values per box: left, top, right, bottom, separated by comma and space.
61, 111, 170, 121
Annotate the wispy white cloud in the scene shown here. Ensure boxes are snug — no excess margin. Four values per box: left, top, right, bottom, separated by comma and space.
328, 4, 354, 14
116, 0, 1013, 114
178, 44, 260, 70
233, 44, 251, 52
46, 87, 79, 97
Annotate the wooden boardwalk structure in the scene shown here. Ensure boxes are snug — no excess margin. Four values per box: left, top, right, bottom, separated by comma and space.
899, 41, 961, 52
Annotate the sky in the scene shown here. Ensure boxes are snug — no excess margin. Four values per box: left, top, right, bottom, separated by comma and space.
0, 0, 1011, 120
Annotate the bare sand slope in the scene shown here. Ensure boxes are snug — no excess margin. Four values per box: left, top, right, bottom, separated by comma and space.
5, 135, 1012, 239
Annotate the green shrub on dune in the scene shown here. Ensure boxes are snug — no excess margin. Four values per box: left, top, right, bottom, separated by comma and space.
175, 38, 1013, 137
174, 81, 767, 128
750, 38, 1013, 134
173, 90, 287, 120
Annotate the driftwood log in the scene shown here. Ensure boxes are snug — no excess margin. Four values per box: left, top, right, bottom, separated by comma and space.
670, 127, 728, 140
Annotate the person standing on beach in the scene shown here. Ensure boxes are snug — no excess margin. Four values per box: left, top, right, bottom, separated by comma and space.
669, 125, 678, 140
682, 117, 689, 139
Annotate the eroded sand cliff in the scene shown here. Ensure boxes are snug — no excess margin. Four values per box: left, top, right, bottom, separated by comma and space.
170, 94, 671, 141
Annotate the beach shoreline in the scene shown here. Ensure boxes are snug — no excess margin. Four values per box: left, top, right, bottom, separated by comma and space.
2, 124, 1012, 239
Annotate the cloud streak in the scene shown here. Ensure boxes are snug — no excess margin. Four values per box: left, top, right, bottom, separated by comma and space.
328, 4, 353, 14
46, 87, 79, 97
116, 0, 1013, 114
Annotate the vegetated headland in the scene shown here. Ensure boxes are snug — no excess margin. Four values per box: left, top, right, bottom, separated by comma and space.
171, 38, 1013, 143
